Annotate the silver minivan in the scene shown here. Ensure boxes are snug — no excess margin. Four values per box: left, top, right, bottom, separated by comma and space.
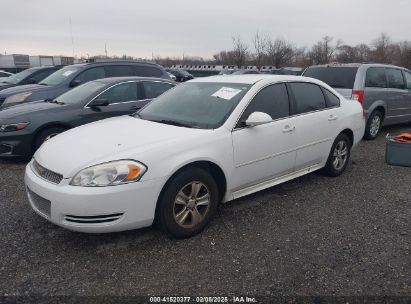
303, 63, 411, 139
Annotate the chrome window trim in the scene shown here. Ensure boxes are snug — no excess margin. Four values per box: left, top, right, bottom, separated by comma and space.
232, 81, 341, 132
84, 80, 174, 108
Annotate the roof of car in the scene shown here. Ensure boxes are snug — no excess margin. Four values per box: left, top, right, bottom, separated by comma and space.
93, 76, 175, 84
307, 63, 408, 69
191, 74, 315, 84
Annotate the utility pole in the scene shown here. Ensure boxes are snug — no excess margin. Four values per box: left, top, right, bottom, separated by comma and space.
105, 43, 108, 58
69, 17, 75, 57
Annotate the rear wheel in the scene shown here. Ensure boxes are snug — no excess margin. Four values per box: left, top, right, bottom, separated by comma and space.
364, 110, 383, 140
322, 133, 351, 177
156, 167, 219, 238
33, 127, 66, 152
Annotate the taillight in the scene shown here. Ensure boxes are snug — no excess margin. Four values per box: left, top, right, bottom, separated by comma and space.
351, 90, 364, 103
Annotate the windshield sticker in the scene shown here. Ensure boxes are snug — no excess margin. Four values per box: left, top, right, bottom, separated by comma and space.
62, 70, 75, 77
212, 87, 242, 100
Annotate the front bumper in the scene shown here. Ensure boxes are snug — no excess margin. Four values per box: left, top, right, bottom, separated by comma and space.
25, 161, 165, 233
0, 132, 32, 158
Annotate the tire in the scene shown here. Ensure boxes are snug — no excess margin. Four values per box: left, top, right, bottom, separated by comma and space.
33, 127, 66, 152
364, 110, 383, 140
322, 133, 352, 177
156, 167, 219, 238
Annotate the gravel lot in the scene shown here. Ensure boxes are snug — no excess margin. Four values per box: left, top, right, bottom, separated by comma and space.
0, 124, 410, 300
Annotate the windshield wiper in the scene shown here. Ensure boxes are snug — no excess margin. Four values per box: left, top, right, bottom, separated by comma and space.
152, 119, 194, 128
44, 99, 65, 105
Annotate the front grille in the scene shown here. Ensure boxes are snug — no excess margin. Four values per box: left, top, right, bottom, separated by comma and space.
27, 187, 51, 217
0, 143, 12, 154
64, 213, 124, 224
32, 160, 63, 184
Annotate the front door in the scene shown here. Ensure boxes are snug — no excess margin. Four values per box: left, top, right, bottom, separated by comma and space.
231, 83, 297, 191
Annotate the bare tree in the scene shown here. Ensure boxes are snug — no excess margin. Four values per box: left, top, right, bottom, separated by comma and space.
252, 31, 268, 70
232, 35, 249, 68
309, 36, 342, 64
266, 37, 294, 68
371, 33, 393, 63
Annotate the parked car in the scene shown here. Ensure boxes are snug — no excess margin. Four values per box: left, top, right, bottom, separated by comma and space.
303, 63, 411, 139
0, 61, 171, 108
167, 72, 177, 81
231, 69, 260, 75
0, 77, 175, 158
0, 66, 59, 93
25, 75, 364, 237
0, 71, 13, 79
265, 67, 304, 76
166, 68, 194, 82
218, 69, 238, 75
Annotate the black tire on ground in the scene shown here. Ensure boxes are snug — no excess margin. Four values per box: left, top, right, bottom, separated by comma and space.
33, 127, 67, 153
322, 133, 352, 177
364, 110, 383, 140
156, 167, 219, 238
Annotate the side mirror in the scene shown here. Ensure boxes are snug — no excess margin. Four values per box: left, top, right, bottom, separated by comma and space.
89, 98, 109, 107
26, 78, 37, 84
245, 112, 272, 127
70, 79, 82, 88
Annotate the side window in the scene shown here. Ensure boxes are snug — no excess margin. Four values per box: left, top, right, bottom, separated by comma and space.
135, 66, 163, 77
365, 67, 387, 88
75, 67, 105, 84
239, 83, 290, 123
98, 82, 138, 104
386, 68, 405, 89
289, 82, 326, 114
30, 70, 54, 83
404, 71, 411, 90
142, 81, 174, 99
105, 65, 133, 77
322, 88, 340, 108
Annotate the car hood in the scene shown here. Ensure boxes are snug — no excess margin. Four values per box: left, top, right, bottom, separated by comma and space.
0, 84, 48, 98
34, 116, 210, 178
0, 101, 65, 122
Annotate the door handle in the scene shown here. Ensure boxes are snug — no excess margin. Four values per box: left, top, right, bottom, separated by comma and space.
328, 115, 338, 121
282, 125, 295, 133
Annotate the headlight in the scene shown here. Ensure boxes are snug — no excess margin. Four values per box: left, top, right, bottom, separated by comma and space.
70, 160, 147, 187
4, 92, 32, 104
0, 122, 29, 132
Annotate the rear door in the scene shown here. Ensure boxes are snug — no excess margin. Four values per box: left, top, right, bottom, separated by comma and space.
288, 82, 339, 171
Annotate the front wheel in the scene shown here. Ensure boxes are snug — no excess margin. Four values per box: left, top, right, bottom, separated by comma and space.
322, 133, 351, 177
33, 127, 66, 152
156, 167, 219, 238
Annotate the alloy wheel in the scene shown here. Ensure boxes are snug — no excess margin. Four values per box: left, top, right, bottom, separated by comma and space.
332, 140, 348, 171
173, 181, 211, 229
369, 115, 381, 137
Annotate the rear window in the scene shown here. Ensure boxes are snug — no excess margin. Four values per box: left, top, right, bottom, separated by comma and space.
303, 67, 358, 89
135, 66, 163, 77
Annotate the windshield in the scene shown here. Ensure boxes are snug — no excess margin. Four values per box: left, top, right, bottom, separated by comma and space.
54, 81, 106, 104
303, 66, 358, 89
40, 66, 80, 86
137, 82, 251, 129
2, 68, 36, 84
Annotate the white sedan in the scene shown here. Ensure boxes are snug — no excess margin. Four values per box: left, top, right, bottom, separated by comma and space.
25, 75, 365, 237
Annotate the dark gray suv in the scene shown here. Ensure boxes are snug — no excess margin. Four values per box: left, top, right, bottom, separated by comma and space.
303, 63, 411, 139
0, 60, 171, 109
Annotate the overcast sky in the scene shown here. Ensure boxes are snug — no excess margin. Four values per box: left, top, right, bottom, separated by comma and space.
1, 0, 410, 59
